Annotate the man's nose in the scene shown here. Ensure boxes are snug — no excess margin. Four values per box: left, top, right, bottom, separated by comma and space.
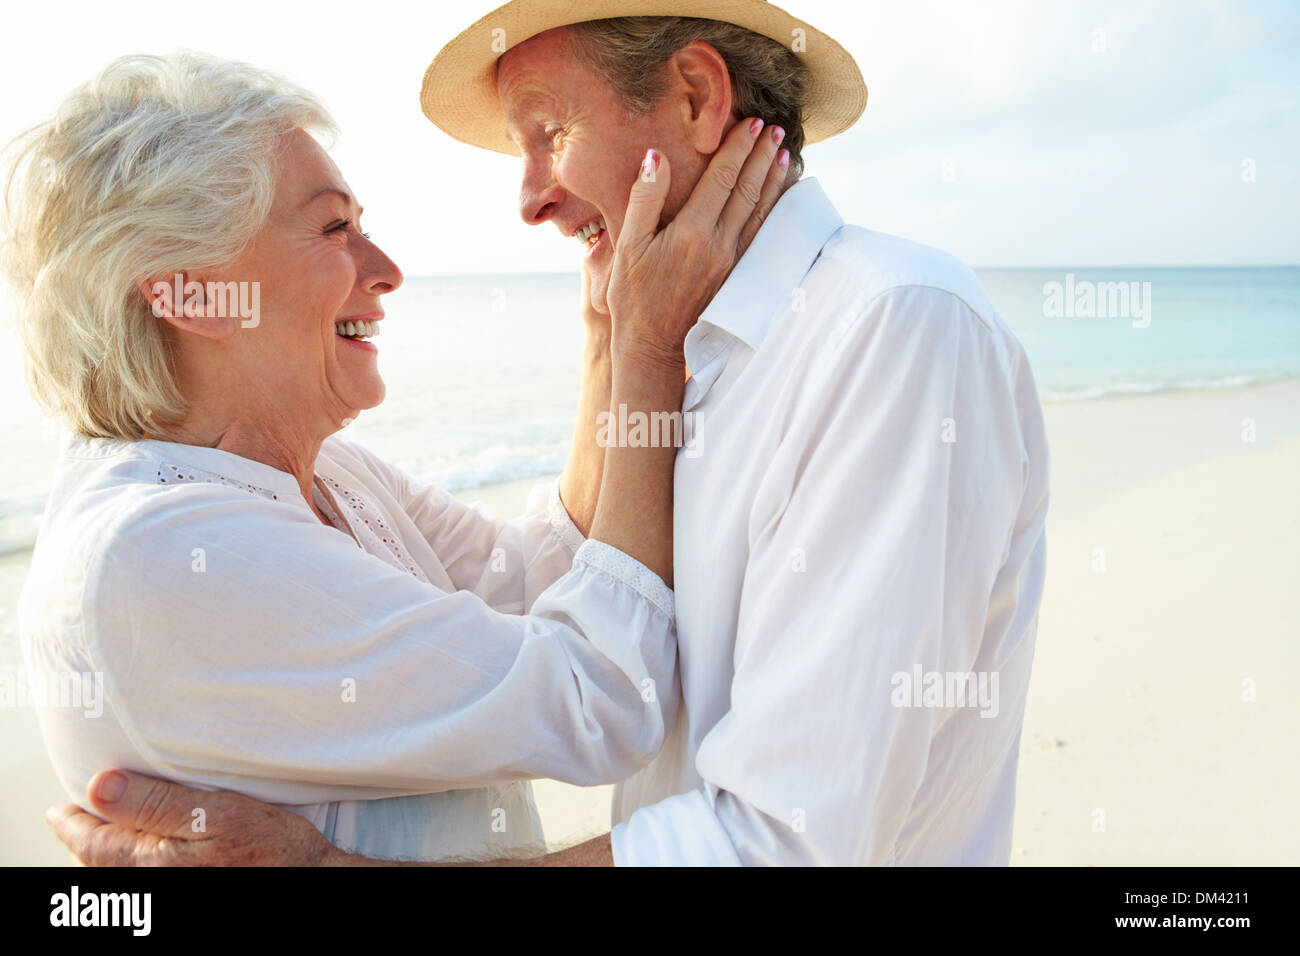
518, 161, 565, 226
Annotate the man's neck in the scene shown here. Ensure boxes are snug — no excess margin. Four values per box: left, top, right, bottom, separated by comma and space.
728, 172, 799, 268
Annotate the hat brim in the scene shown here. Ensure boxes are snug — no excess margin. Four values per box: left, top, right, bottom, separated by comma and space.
420, 0, 867, 156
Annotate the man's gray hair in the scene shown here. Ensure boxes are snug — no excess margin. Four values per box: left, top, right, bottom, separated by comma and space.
0, 53, 336, 440
567, 17, 810, 176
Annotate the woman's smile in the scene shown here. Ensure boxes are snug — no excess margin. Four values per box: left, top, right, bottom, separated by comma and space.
334, 313, 383, 352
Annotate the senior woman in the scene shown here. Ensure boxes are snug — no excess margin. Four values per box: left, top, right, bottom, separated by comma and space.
3, 53, 785, 863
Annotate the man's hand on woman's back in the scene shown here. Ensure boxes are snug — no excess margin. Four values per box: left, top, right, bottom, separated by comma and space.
47, 769, 337, 867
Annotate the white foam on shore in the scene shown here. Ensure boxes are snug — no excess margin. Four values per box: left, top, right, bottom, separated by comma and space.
1040, 370, 1298, 404
0, 515, 41, 559
426, 450, 568, 494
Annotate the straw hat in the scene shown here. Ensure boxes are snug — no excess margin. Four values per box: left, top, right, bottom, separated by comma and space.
420, 0, 867, 157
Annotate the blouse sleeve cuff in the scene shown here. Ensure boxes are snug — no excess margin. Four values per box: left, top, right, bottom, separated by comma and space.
573, 539, 674, 620
524, 480, 587, 555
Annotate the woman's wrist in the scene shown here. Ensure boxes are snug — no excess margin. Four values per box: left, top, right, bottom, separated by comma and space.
610, 330, 687, 386
584, 326, 612, 364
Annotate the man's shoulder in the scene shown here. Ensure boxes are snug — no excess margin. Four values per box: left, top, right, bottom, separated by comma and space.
770, 219, 1042, 405
809, 225, 1001, 334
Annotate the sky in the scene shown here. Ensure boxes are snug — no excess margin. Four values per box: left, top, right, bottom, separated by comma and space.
0, 0, 1296, 274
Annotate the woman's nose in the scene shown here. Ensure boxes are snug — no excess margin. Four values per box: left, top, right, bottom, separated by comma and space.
357, 237, 403, 295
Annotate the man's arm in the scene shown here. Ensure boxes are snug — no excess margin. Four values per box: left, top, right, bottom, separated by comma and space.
613, 286, 1041, 865
47, 769, 613, 866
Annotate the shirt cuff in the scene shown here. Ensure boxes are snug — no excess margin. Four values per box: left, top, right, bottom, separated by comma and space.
572, 539, 674, 620
610, 789, 743, 866
526, 479, 587, 555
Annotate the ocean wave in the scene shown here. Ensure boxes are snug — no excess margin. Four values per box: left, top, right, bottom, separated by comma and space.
4, 371, 1297, 555
0, 452, 572, 558
421, 451, 568, 494
1040, 370, 1299, 404
0, 514, 41, 558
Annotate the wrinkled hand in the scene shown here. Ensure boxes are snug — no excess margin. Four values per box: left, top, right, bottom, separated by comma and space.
606, 118, 788, 364
46, 769, 340, 866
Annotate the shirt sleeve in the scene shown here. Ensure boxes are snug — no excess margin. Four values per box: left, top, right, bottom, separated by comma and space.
331, 438, 585, 615
57, 492, 677, 806
611, 286, 1034, 865
407, 479, 587, 616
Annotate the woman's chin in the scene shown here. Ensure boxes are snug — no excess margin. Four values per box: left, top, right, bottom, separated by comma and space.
337, 380, 386, 421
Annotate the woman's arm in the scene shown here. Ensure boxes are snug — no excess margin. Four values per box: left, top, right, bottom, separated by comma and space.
556, 267, 612, 538
588, 121, 788, 586
558, 130, 789, 543
320, 435, 583, 617
56, 490, 675, 801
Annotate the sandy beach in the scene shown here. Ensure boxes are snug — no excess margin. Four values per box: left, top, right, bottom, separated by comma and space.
2, 379, 1297, 865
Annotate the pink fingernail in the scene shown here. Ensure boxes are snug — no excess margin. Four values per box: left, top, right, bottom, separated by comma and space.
96, 771, 127, 803
771, 126, 786, 145
778, 149, 790, 169
749, 117, 765, 138
641, 148, 660, 176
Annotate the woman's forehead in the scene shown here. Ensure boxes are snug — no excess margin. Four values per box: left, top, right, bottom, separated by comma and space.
272, 131, 353, 209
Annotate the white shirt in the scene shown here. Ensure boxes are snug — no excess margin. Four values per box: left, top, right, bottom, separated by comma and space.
609, 179, 1051, 865
19, 431, 677, 862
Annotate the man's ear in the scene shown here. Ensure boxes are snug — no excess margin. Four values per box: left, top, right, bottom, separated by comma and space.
667, 41, 735, 154
138, 273, 238, 341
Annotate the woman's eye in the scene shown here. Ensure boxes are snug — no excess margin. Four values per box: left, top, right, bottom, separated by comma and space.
326, 219, 369, 240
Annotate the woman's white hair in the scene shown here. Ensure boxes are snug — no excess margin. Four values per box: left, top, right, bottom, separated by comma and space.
0, 52, 337, 440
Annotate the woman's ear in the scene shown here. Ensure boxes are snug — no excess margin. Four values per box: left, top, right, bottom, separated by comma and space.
140, 275, 180, 319
138, 273, 239, 341
667, 41, 735, 154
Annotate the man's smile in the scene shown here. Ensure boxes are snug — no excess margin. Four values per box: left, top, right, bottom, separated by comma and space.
574, 215, 607, 249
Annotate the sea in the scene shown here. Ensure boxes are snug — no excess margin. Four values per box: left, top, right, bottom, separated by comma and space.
1, 265, 1298, 557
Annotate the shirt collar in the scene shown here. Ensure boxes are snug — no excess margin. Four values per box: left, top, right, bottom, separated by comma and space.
138, 436, 308, 504
60, 429, 311, 506
687, 177, 844, 359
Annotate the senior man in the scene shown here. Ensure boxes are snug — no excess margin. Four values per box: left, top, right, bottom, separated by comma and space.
49, 0, 1049, 866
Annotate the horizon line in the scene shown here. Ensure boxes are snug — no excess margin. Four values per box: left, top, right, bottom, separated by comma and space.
399, 263, 1300, 281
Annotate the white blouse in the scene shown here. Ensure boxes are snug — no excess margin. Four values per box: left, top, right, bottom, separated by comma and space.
19, 430, 677, 862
